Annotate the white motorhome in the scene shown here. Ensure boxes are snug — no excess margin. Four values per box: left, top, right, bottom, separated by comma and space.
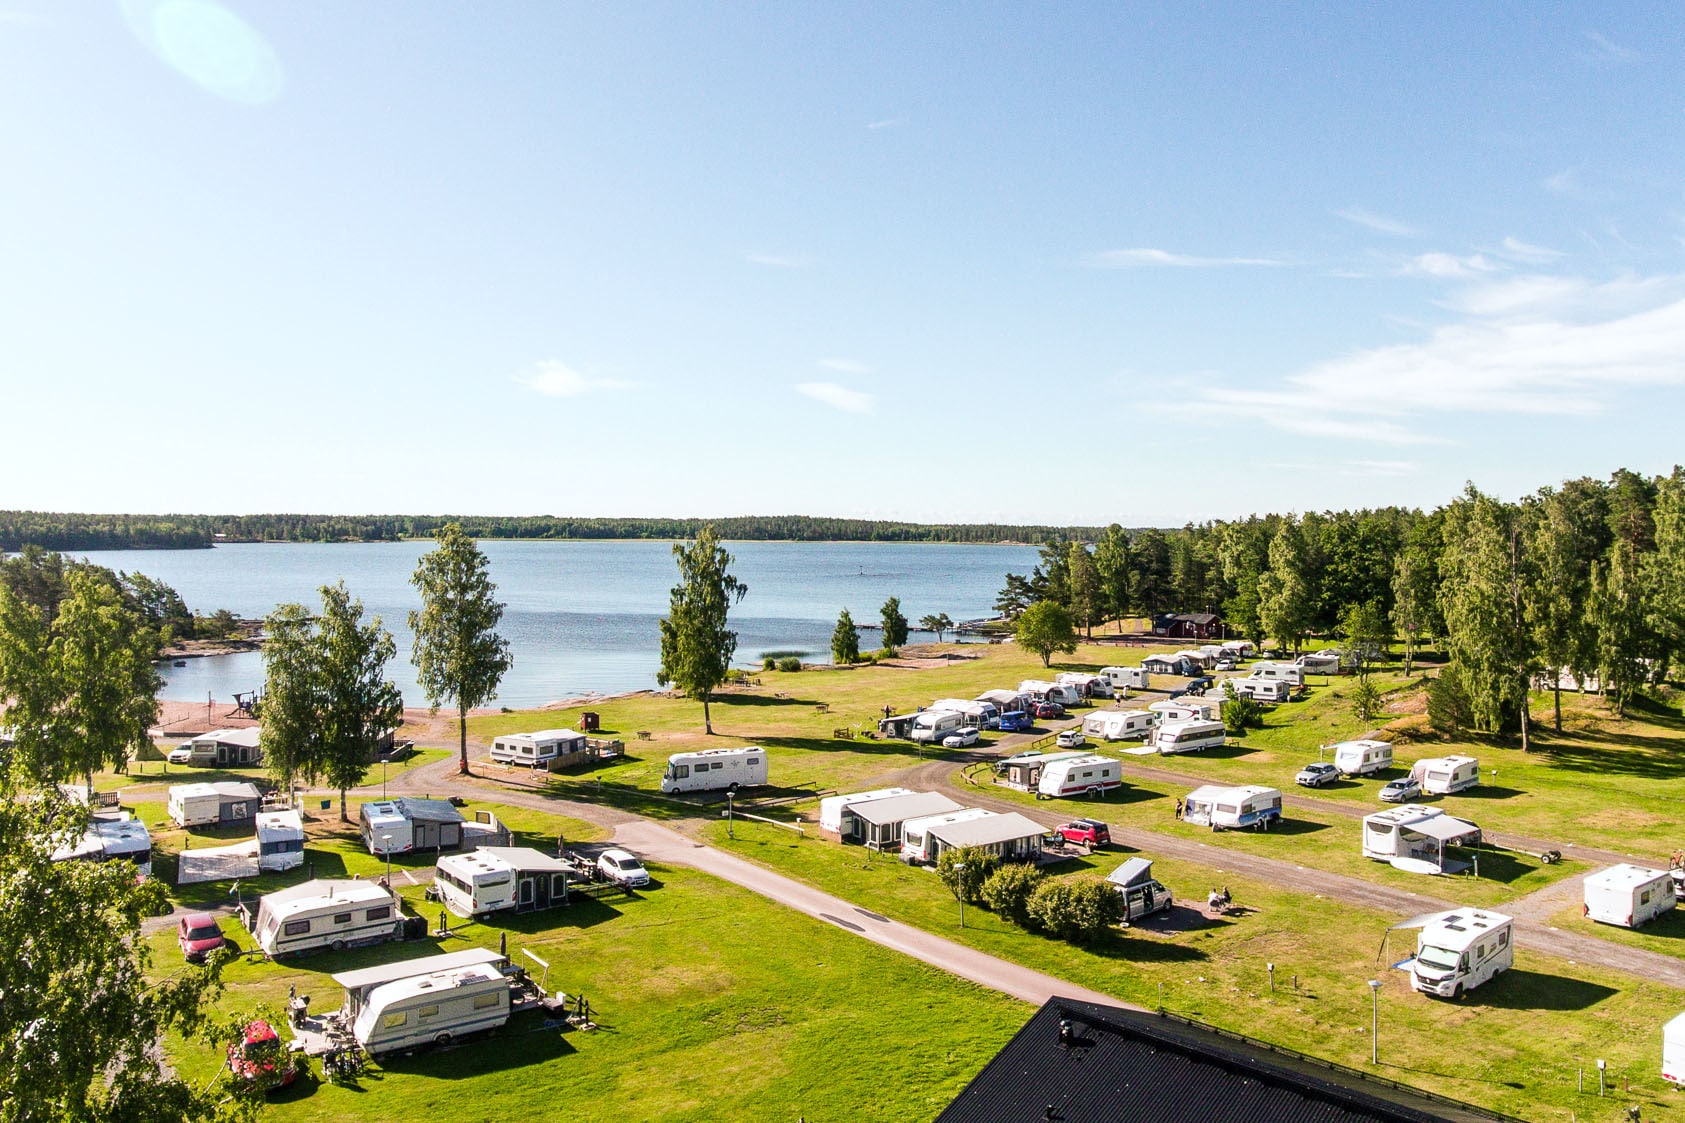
1081, 709, 1158, 742
1149, 699, 1218, 723
1100, 666, 1151, 691
334, 949, 512, 1056
899, 808, 995, 864
256, 809, 306, 872
1246, 661, 1305, 687
434, 850, 518, 918
1153, 719, 1227, 755
909, 710, 965, 744
1182, 785, 1283, 831
250, 879, 404, 957
659, 747, 768, 794
1411, 755, 1481, 795
929, 699, 997, 729
1409, 909, 1513, 998
1584, 864, 1678, 929
1227, 677, 1289, 703
1019, 680, 1082, 707
1055, 672, 1115, 699
1297, 652, 1342, 676
1036, 754, 1124, 799
1106, 857, 1173, 921
489, 728, 586, 768
819, 787, 914, 838
1332, 739, 1393, 777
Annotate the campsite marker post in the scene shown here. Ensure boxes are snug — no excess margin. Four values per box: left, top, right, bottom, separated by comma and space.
727, 791, 735, 839
954, 861, 967, 929
1598, 1058, 1607, 1097
1368, 979, 1380, 1065
1267, 963, 1275, 992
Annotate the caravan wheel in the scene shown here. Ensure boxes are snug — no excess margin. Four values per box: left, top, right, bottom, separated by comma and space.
330, 939, 347, 953
727, 782, 740, 795
434, 1032, 453, 1047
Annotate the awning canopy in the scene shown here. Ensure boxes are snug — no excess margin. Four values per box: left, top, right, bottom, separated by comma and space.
1409, 816, 1481, 844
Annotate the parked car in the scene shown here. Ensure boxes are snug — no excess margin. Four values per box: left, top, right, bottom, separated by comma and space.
1295, 762, 1339, 788
1055, 728, 1086, 749
178, 913, 229, 962
942, 727, 980, 749
166, 743, 195, 765
1052, 819, 1111, 847
1378, 777, 1423, 803
997, 711, 1031, 733
1215, 658, 1237, 671
1184, 676, 1214, 696
597, 848, 651, 888
1033, 701, 1066, 720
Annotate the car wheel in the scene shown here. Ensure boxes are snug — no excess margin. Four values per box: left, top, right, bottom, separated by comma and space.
1451, 984, 1464, 1000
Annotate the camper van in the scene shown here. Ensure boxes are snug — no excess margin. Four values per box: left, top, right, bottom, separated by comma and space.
1227, 677, 1290, 703
659, 747, 768, 794
1410, 909, 1513, 998
1333, 739, 1393, 777
1246, 661, 1305, 687
1100, 666, 1151, 691
1019, 680, 1083, 707
1297, 652, 1342, 675
1106, 857, 1173, 921
1411, 755, 1481, 795
1055, 672, 1114, 700
336, 950, 513, 1056
489, 729, 584, 768
1584, 864, 1678, 929
899, 808, 995, 864
909, 711, 965, 744
250, 879, 405, 957
1081, 710, 1158, 742
1152, 719, 1227, 755
1036, 755, 1124, 799
433, 850, 518, 918
1149, 699, 1218, 723
1182, 785, 1283, 831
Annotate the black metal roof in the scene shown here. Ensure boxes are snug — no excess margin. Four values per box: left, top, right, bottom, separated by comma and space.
936, 998, 1522, 1123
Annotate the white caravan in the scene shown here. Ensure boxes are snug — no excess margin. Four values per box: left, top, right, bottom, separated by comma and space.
1246, 661, 1305, 687
909, 710, 965, 744
659, 747, 768, 794
1227, 677, 1290, 703
167, 783, 224, 828
1665, 1012, 1685, 1085
361, 801, 413, 854
899, 808, 995, 864
489, 728, 585, 768
53, 815, 154, 878
1409, 909, 1513, 998
1149, 699, 1218, 723
1082, 710, 1158, 742
929, 699, 997, 729
1332, 739, 1393, 777
434, 850, 518, 918
1411, 755, 1481, 795
1037, 755, 1124, 799
1182, 785, 1283, 831
256, 809, 306, 872
1100, 666, 1151, 691
1584, 864, 1678, 929
1055, 672, 1115, 699
335, 949, 512, 1056
819, 788, 914, 836
976, 689, 1029, 715
1019, 680, 1083, 707
1219, 640, 1255, 658
1153, 719, 1227, 755
1297, 652, 1342, 675
250, 879, 404, 957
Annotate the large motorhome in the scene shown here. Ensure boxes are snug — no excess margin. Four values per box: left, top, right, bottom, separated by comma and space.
1409, 910, 1513, 998
249, 879, 405, 957
1100, 666, 1151, 691
659, 747, 768, 794
334, 949, 513, 1056
1332, 739, 1393, 777
1182, 785, 1283, 831
489, 728, 586, 768
1036, 755, 1124, 799
1081, 710, 1158, 742
1411, 755, 1481, 795
1152, 719, 1227, 755
909, 710, 965, 744
1584, 864, 1678, 929
1245, 661, 1305, 687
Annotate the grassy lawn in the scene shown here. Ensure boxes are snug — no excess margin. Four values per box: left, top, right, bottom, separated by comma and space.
153, 862, 1027, 1123
95, 748, 452, 794
699, 818, 1685, 1121
1546, 902, 1685, 960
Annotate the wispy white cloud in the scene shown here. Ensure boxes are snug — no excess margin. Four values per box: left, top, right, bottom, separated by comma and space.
1497, 236, 1563, 264
515, 361, 630, 398
1544, 169, 1579, 197
866, 117, 903, 130
796, 381, 874, 414
1403, 252, 1498, 279
818, 357, 871, 375
1336, 207, 1419, 237
743, 251, 809, 268
1347, 459, 1419, 477
1583, 30, 1639, 64
1087, 247, 1285, 268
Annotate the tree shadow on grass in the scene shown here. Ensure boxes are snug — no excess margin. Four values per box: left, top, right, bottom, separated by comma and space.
1197, 744, 1258, 761
1251, 818, 1330, 837
1477, 969, 1617, 1012
712, 692, 825, 708
1531, 735, 1685, 782
1449, 785, 1525, 801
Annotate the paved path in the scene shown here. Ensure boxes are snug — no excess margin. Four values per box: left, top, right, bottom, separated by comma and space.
612, 819, 1130, 1010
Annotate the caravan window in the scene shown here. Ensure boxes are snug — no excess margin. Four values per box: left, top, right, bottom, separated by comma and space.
366, 906, 391, 921
747, 757, 760, 766
673, 765, 689, 779
382, 1012, 408, 1029
283, 919, 310, 937
473, 992, 502, 1009
418, 1004, 440, 1019
333, 913, 352, 925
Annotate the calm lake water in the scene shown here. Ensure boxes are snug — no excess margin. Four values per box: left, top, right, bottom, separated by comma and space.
76, 541, 1036, 709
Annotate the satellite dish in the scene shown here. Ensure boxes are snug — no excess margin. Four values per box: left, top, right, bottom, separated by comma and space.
1390, 857, 1445, 876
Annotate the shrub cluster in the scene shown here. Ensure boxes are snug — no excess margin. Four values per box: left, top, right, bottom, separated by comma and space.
777, 657, 802, 673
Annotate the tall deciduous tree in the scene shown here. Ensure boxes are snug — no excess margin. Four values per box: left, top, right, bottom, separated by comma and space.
1438, 487, 1536, 745
1257, 518, 1313, 654
1644, 467, 1685, 678
657, 527, 747, 735
1390, 549, 1429, 676
0, 568, 160, 795
410, 524, 513, 775
880, 596, 909, 654
832, 608, 861, 665
259, 602, 319, 792
1014, 601, 1078, 667
1092, 524, 1133, 629
919, 612, 953, 643
1526, 487, 1603, 731
317, 582, 404, 821
1067, 542, 1104, 638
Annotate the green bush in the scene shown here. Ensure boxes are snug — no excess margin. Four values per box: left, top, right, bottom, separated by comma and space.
1025, 877, 1123, 944
1218, 682, 1263, 734
935, 846, 998, 905
980, 863, 1044, 926
1351, 678, 1382, 724
762, 656, 777, 671
777, 657, 802, 673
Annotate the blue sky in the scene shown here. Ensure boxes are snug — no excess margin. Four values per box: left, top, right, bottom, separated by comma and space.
3, 3, 1683, 525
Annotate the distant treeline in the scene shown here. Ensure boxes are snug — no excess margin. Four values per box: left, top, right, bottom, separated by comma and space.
0, 511, 1105, 551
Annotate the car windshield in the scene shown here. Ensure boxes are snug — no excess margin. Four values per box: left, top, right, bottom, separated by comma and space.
619, 857, 644, 871
186, 925, 220, 942
1416, 944, 1460, 971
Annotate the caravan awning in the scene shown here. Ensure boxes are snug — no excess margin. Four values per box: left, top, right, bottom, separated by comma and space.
930, 812, 1046, 848
1410, 816, 1481, 844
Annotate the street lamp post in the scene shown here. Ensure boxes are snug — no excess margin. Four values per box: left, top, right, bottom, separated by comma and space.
381, 834, 393, 888
954, 862, 967, 929
1368, 979, 1381, 1065
383, 757, 389, 799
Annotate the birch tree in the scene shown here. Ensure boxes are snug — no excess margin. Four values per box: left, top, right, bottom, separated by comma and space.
657, 527, 747, 735
410, 524, 513, 775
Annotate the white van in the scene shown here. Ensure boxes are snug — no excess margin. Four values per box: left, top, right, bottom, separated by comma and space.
1036, 755, 1124, 799
337, 951, 512, 1056
1106, 857, 1173, 921
1410, 910, 1513, 998
1584, 865, 1677, 929
1101, 666, 1151, 691
659, 747, 768, 794
910, 711, 965, 743
1182, 785, 1283, 831
1247, 661, 1305, 687
433, 851, 517, 919
1082, 710, 1158, 742
1411, 755, 1480, 795
1153, 719, 1227, 755
1333, 739, 1393, 777
1228, 677, 1289, 703
489, 729, 584, 768
250, 879, 405, 958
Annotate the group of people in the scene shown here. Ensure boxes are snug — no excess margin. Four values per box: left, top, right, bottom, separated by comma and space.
1206, 885, 1233, 914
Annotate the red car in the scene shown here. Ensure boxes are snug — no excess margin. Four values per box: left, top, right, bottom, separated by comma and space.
228, 1020, 297, 1093
178, 913, 228, 962
1032, 701, 1065, 720
1052, 819, 1111, 847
